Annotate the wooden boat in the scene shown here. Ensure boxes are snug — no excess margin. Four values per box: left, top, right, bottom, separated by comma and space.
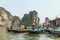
13, 30, 27, 33
7, 29, 28, 33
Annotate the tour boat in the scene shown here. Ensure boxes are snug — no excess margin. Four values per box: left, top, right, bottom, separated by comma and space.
45, 27, 60, 35
27, 26, 45, 34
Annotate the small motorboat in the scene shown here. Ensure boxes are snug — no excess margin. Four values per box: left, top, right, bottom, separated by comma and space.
27, 26, 45, 34
7, 29, 27, 33
27, 28, 41, 34
13, 30, 27, 33
45, 27, 60, 35
49, 30, 60, 35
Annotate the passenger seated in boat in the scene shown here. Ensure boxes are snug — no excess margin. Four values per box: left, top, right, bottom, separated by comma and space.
24, 26, 27, 29
32, 25, 35, 30
24, 26, 27, 31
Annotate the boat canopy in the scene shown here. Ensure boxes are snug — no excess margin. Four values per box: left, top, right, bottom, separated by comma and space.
54, 27, 60, 31
38, 26, 45, 31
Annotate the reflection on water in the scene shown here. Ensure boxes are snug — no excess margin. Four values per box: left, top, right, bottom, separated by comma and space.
7, 32, 60, 40
24, 34, 40, 40
39, 34, 54, 40
0, 27, 7, 40
7, 33, 26, 40
7, 33, 39, 40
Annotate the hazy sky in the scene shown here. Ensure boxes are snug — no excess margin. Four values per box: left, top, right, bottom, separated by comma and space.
0, 0, 60, 23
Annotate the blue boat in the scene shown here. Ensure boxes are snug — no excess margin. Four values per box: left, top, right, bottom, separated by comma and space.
28, 26, 45, 34
45, 27, 60, 35
38, 26, 45, 31
28, 29, 40, 34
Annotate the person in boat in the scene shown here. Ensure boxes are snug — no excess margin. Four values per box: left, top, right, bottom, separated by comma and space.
24, 26, 27, 29
23, 26, 27, 31
32, 25, 35, 30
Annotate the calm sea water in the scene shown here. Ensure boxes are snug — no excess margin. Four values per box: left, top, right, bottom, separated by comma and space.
7, 32, 60, 40
0, 27, 60, 40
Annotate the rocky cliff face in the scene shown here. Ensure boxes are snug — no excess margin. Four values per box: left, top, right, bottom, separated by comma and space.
0, 7, 13, 27
12, 16, 20, 29
0, 7, 20, 28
